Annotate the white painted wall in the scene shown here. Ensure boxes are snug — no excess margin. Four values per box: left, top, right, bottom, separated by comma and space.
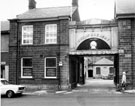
93, 66, 113, 78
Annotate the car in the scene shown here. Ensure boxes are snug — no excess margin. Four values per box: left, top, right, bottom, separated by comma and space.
0, 78, 25, 98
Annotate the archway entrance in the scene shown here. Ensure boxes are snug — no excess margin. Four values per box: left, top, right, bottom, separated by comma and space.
69, 21, 119, 91
69, 54, 119, 89
69, 38, 119, 90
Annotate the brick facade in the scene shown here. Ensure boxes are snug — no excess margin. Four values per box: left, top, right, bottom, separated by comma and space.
9, 19, 71, 90
8, 0, 135, 91
118, 18, 135, 88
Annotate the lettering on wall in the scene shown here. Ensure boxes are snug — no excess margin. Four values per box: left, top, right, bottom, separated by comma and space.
76, 32, 110, 48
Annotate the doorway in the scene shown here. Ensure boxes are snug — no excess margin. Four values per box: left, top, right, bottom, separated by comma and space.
69, 54, 119, 90
88, 70, 93, 77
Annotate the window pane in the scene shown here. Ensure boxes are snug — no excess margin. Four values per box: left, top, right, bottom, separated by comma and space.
45, 24, 57, 44
109, 67, 114, 73
46, 58, 56, 67
23, 58, 32, 66
96, 67, 101, 74
23, 68, 32, 76
22, 25, 33, 44
46, 68, 56, 77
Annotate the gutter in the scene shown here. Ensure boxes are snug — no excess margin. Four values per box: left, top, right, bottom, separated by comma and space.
15, 16, 71, 22
116, 13, 135, 19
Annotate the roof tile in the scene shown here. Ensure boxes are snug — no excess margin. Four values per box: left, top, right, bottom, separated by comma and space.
17, 6, 77, 19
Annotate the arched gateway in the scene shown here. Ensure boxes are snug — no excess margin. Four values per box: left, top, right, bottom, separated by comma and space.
68, 20, 120, 88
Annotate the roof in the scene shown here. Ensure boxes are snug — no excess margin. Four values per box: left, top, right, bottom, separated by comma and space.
1, 21, 10, 32
116, 0, 135, 15
17, 6, 77, 20
80, 19, 115, 25
95, 58, 113, 65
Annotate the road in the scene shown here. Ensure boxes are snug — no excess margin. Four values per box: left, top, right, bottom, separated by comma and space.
1, 93, 135, 106
1, 79, 135, 106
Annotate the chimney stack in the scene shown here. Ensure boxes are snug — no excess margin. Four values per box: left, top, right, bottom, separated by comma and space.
72, 0, 78, 7
29, 0, 36, 9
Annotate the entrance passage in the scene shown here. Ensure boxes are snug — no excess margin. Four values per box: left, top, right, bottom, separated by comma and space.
69, 54, 119, 90
73, 78, 116, 94
88, 70, 93, 77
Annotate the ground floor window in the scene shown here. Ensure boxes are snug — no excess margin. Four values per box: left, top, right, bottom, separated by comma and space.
44, 57, 57, 78
21, 57, 32, 78
96, 67, 101, 75
109, 67, 114, 74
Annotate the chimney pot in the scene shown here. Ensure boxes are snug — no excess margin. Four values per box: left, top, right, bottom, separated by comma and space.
29, 0, 36, 9
72, 0, 78, 7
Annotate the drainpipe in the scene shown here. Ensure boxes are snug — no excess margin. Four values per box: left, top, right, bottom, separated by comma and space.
58, 22, 61, 90
16, 20, 19, 84
131, 19, 134, 89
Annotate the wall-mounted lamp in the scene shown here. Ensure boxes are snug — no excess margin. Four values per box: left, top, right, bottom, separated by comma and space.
59, 61, 63, 67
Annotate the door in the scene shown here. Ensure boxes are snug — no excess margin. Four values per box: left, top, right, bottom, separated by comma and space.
88, 70, 93, 77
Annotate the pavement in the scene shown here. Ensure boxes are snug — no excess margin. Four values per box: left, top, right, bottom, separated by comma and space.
124, 90, 135, 94
24, 79, 135, 96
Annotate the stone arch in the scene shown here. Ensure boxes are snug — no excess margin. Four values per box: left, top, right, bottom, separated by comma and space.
77, 38, 111, 50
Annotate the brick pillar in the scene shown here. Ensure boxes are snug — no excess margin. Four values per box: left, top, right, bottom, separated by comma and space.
131, 19, 135, 88
118, 19, 134, 88
9, 20, 18, 84
59, 20, 70, 90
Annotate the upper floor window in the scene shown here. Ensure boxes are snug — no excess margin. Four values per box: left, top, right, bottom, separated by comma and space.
45, 24, 57, 44
22, 25, 33, 45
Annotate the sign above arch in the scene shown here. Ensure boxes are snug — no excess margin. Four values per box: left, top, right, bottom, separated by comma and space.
76, 32, 111, 49
77, 38, 111, 50
69, 25, 118, 51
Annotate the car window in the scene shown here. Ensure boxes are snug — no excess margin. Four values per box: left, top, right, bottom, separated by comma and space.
1, 80, 10, 85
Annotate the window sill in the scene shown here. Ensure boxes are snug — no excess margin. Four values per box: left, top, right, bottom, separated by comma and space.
44, 77, 57, 79
21, 76, 33, 79
20, 44, 59, 46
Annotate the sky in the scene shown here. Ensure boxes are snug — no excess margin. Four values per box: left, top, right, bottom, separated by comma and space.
0, 0, 114, 21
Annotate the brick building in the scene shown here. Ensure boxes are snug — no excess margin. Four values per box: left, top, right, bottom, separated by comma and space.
9, 0, 135, 90
9, 0, 80, 90
116, 0, 135, 88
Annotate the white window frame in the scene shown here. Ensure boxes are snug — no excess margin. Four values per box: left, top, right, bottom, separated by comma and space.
45, 24, 57, 44
22, 25, 33, 45
21, 57, 33, 78
44, 57, 57, 78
